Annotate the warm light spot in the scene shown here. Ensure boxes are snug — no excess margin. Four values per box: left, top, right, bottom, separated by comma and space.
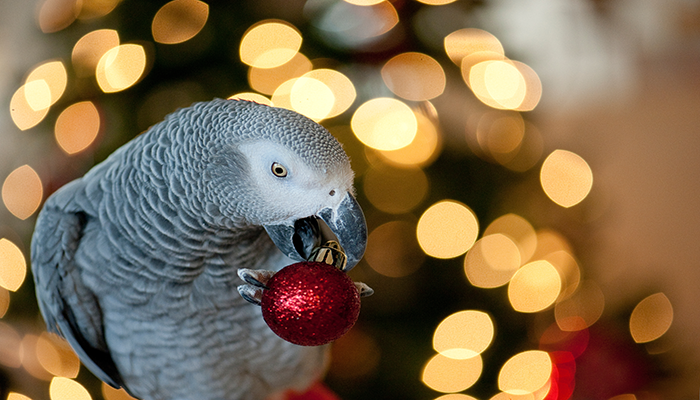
78, 0, 121, 19
461, 51, 507, 88
314, 1, 398, 48
26, 61, 67, 107
543, 251, 580, 301
239, 20, 302, 69
37, 0, 80, 33
328, 328, 381, 381
538, 322, 590, 358
498, 350, 552, 395
152, 0, 209, 44
434, 395, 479, 400
483, 214, 537, 264
22, 80, 52, 112
512, 61, 542, 112
489, 393, 535, 400
530, 229, 573, 261
2, 165, 43, 221
0, 322, 22, 368
290, 77, 335, 120
36, 332, 80, 378
248, 53, 312, 95
96, 44, 147, 93
470, 60, 527, 110
475, 111, 525, 163
365, 221, 425, 277
72, 29, 120, 77
417, 200, 478, 259
445, 28, 504, 65
20, 335, 52, 380
363, 166, 428, 214
8, 393, 33, 400
377, 105, 441, 167
381, 52, 446, 101
554, 280, 605, 331
630, 293, 673, 343
608, 395, 637, 400
422, 353, 482, 393
343, 0, 385, 5
0, 239, 26, 292
540, 150, 593, 208
0, 288, 9, 318
416, 0, 458, 5
502, 122, 544, 173
302, 69, 356, 118
55, 101, 101, 155
227, 93, 274, 106
508, 260, 561, 313
102, 383, 138, 400
270, 78, 298, 111
351, 98, 417, 151
464, 234, 521, 289
433, 310, 494, 359
10, 84, 50, 130
49, 377, 92, 400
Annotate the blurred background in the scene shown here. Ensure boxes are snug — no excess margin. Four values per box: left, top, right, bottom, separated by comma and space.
1, 0, 700, 399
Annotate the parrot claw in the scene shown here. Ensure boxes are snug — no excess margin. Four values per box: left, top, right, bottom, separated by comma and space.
238, 268, 275, 289
237, 284, 264, 305
354, 282, 374, 298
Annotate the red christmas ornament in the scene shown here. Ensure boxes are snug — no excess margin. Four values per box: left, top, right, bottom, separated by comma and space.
261, 261, 360, 346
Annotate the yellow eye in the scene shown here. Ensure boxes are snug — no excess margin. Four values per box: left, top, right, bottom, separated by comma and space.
271, 162, 288, 177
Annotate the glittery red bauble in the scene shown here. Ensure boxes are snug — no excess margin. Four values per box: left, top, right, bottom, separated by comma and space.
261, 262, 360, 346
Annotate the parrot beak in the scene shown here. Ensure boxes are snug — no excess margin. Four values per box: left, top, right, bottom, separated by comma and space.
264, 192, 367, 270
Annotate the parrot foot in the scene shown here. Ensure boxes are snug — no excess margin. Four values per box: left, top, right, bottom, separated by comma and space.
355, 282, 374, 297
237, 284, 264, 305
237, 268, 275, 305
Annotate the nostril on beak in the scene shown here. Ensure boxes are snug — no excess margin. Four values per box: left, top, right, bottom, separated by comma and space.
329, 190, 336, 196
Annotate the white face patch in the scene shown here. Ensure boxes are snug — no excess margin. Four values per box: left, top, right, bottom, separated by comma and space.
238, 141, 354, 224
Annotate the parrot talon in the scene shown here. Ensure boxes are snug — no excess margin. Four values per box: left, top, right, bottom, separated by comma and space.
237, 284, 263, 305
354, 282, 374, 298
238, 268, 275, 288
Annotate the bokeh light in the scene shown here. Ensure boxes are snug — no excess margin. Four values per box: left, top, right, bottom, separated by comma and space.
363, 166, 428, 214
609, 395, 637, 400
0, 239, 27, 292
37, 0, 80, 33
433, 310, 494, 359
417, 200, 478, 259
483, 213, 537, 264
464, 234, 521, 289
511, 61, 542, 112
498, 350, 552, 395
55, 101, 101, 155
96, 44, 147, 93
26, 61, 68, 107
102, 383, 138, 400
543, 250, 580, 301
416, 0, 458, 5
343, 0, 385, 5
78, 0, 122, 19
421, 353, 482, 393
554, 280, 605, 331
381, 52, 446, 101
2, 165, 43, 220
469, 60, 527, 110
0, 288, 9, 318
302, 69, 356, 118
501, 122, 544, 172
508, 260, 561, 313
434, 395, 478, 400
72, 29, 120, 77
248, 53, 312, 95
36, 332, 80, 378
227, 93, 274, 106
477, 111, 525, 158
530, 229, 573, 261
629, 292, 673, 343
311, 1, 398, 49
289, 77, 335, 120
49, 377, 92, 400
351, 98, 417, 151
377, 104, 442, 167
8, 393, 33, 400
365, 220, 425, 277
152, 0, 209, 44
328, 327, 381, 381
20, 334, 53, 380
10, 84, 50, 130
445, 28, 504, 65
540, 150, 593, 208
0, 322, 22, 368
239, 20, 302, 69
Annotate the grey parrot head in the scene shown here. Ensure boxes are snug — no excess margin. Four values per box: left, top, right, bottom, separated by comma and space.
168, 99, 366, 269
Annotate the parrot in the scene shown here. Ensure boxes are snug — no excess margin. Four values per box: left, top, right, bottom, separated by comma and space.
30, 99, 370, 400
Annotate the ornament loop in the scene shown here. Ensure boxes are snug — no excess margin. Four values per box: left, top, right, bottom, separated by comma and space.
308, 240, 347, 271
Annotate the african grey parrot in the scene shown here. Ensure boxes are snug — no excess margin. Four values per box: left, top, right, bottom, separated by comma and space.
30, 99, 369, 400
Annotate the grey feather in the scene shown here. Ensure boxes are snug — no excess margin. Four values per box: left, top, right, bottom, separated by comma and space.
30, 99, 355, 400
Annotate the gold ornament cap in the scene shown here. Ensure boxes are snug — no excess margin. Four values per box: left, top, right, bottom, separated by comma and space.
308, 240, 348, 271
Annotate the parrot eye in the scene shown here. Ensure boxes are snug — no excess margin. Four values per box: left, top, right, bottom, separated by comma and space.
271, 162, 288, 178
